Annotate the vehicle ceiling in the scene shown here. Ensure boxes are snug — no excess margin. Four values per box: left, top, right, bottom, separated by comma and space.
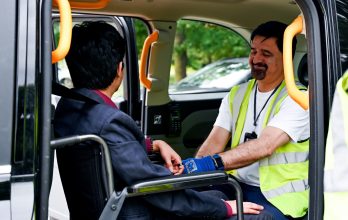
66, 0, 301, 31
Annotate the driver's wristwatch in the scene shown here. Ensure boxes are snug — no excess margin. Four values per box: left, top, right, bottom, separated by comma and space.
211, 154, 225, 170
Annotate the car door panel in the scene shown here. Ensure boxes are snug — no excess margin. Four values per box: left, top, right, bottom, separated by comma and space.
146, 94, 225, 158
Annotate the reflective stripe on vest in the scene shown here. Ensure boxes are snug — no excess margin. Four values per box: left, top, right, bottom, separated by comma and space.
228, 79, 309, 218
262, 179, 308, 199
259, 151, 308, 166
324, 71, 348, 220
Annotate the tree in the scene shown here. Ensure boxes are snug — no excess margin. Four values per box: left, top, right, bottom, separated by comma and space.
174, 22, 188, 81
173, 20, 250, 81
133, 19, 148, 57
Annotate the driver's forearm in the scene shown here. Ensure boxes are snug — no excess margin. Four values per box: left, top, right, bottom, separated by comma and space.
219, 127, 290, 170
195, 144, 217, 158
219, 138, 270, 170
195, 126, 231, 158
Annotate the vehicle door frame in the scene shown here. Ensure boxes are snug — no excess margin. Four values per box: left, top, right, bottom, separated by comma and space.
299, 1, 343, 220
48, 13, 140, 219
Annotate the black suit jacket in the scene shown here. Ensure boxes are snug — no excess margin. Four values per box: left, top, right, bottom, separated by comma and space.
54, 88, 227, 220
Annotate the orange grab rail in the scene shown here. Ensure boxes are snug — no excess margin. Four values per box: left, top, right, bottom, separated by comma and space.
283, 16, 309, 110
54, 0, 110, 10
139, 31, 159, 90
52, 0, 72, 64
52, 0, 110, 10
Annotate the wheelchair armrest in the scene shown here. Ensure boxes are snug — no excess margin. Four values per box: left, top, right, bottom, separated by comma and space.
127, 171, 228, 196
101, 171, 244, 220
129, 171, 244, 220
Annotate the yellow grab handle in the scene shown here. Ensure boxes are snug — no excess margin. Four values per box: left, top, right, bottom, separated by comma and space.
283, 16, 309, 110
139, 31, 159, 90
53, 0, 110, 10
52, 0, 72, 64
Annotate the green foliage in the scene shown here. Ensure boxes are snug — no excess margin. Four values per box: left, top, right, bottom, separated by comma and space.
53, 22, 60, 47
176, 20, 250, 70
133, 19, 148, 57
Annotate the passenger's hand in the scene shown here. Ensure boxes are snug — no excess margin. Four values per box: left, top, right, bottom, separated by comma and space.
225, 200, 264, 215
153, 140, 184, 175
182, 156, 216, 174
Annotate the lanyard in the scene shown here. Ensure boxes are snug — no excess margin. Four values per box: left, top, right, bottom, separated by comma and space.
253, 83, 281, 127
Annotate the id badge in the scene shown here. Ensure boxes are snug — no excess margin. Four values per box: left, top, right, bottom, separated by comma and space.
244, 131, 257, 142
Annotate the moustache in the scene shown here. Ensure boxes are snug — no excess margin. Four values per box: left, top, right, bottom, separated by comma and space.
252, 63, 268, 70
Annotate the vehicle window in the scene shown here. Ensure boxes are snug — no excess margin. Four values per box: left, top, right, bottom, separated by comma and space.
53, 19, 126, 103
169, 19, 250, 94
132, 18, 149, 99
133, 18, 148, 57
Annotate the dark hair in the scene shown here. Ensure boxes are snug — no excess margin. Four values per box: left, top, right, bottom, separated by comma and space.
250, 21, 297, 57
66, 21, 126, 89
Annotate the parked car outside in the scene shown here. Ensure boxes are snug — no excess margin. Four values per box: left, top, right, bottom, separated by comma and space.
169, 57, 251, 94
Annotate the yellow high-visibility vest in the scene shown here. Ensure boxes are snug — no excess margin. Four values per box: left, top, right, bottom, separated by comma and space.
228, 79, 309, 218
324, 70, 348, 220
